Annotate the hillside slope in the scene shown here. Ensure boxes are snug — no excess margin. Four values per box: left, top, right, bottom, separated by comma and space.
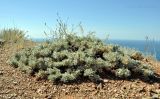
0, 43, 160, 99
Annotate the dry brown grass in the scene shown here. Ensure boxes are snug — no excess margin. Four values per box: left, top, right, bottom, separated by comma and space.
0, 28, 28, 49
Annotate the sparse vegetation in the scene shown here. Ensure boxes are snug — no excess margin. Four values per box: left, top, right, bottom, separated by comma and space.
7, 20, 158, 84
0, 28, 26, 43
0, 28, 28, 49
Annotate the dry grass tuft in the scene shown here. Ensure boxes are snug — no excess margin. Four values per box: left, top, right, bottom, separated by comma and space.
0, 28, 28, 49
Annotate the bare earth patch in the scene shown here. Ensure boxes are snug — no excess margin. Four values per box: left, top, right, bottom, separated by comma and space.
0, 44, 160, 99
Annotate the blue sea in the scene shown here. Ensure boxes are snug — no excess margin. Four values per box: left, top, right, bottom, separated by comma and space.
32, 38, 160, 60
108, 40, 160, 60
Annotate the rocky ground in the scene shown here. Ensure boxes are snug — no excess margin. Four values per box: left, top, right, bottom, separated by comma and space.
0, 43, 160, 99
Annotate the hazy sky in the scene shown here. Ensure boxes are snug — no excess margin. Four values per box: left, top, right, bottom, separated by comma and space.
0, 0, 160, 40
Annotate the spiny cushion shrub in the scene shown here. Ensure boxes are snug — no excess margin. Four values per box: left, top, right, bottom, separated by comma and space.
8, 33, 156, 83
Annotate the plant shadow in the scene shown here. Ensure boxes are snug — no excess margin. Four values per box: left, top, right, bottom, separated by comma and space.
50, 71, 160, 86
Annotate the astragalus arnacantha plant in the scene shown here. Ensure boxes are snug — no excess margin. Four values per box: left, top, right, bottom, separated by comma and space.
8, 19, 157, 83
8, 33, 157, 83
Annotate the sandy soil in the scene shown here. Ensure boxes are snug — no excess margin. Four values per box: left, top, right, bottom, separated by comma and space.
0, 43, 160, 99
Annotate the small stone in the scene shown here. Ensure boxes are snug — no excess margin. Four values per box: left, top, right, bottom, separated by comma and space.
113, 89, 117, 92
13, 81, 18, 85
62, 89, 66, 91
91, 84, 96, 88
103, 79, 109, 83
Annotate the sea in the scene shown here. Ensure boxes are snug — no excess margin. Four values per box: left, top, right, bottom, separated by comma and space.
32, 38, 160, 60
108, 40, 160, 60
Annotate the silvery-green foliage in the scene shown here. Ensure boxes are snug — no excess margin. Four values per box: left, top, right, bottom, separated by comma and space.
85, 57, 95, 66
86, 48, 96, 57
51, 59, 72, 68
28, 59, 37, 69
63, 59, 73, 66
84, 68, 95, 77
8, 58, 19, 68
18, 63, 32, 74
39, 48, 52, 57
61, 72, 76, 83
32, 48, 41, 58
141, 64, 152, 70
115, 68, 131, 78
48, 74, 60, 81
14, 53, 21, 61
47, 67, 60, 74
104, 61, 113, 68
19, 54, 28, 65
127, 59, 141, 69
84, 68, 101, 82
120, 55, 130, 65
143, 69, 154, 78
47, 68, 61, 81
44, 57, 53, 67
103, 52, 120, 63
8, 30, 156, 83
37, 58, 47, 70
95, 58, 107, 68
89, 74, 101, 82
52, 50, 68, 61
73, 70, 81, 77
106, 44, 120, 52
36, 70, 48, 79
72, 59, 78, 66
119, 46, 143, 60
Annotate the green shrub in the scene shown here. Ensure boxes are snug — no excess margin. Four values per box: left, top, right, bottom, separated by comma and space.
36, 70, 48, 80
115, 68, 131, 78
8, 34, 156, 83
8, 20, 156, 83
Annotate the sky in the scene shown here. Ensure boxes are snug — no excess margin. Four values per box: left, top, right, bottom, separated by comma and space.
0, 0, 160, 40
